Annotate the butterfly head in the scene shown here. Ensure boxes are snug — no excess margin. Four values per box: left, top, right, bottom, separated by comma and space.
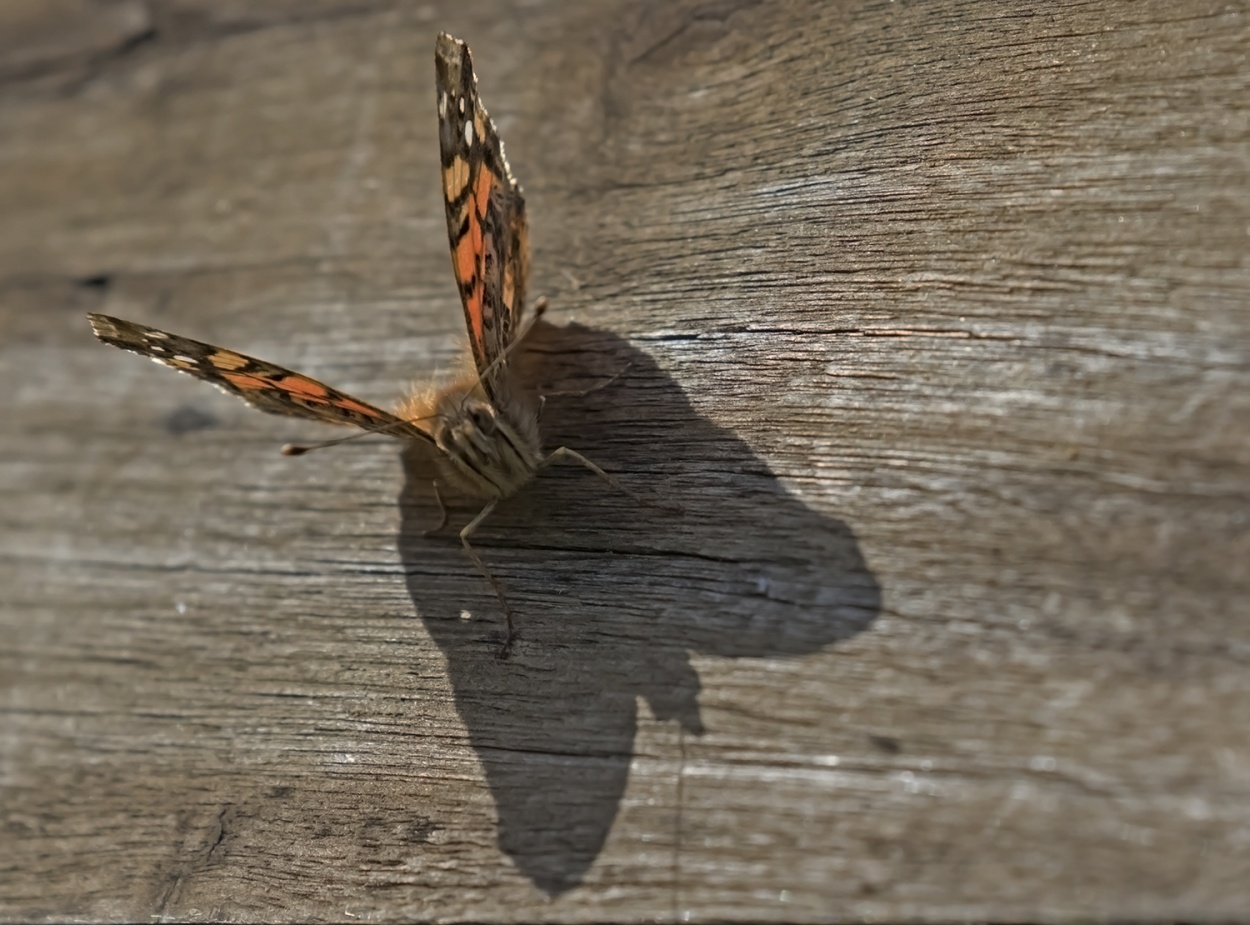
430, 389, 542, 500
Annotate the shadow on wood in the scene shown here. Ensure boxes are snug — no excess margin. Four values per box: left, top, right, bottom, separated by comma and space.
397, 320, 880, 893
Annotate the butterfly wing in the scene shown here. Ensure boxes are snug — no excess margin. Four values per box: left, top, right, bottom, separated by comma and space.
88, 313, 431, 441
435, 33, 529, 401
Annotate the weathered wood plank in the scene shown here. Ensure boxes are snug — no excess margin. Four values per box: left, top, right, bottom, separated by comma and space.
1, 0, 1247, 920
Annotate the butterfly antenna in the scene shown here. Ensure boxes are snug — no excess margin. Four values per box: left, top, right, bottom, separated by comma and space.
281, 415, 437, 456
282, 431, 378, 456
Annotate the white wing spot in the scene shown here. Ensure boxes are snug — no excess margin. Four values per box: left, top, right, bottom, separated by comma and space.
463, 119, 474, 146
149, 331, 170, 340
458, 96, 465, 114
438, 92, 447, 118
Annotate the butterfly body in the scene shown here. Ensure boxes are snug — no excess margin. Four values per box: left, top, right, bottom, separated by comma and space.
405, 378, 543, 501
88, 33, 652, 657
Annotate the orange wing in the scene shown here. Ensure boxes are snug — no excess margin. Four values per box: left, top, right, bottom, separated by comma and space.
88, 313, 432, 442
434, 33, 529, 402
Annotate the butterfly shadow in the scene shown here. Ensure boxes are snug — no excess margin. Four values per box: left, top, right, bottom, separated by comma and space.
394, 320, 881, 895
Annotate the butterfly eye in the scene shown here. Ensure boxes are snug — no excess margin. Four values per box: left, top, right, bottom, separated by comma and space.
469, 404, 495, 434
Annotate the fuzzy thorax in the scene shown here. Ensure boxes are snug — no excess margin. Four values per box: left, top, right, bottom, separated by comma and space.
399, 375, 542, 500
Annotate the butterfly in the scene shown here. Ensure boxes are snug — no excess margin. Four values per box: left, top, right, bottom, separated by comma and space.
88, 32, 649, 657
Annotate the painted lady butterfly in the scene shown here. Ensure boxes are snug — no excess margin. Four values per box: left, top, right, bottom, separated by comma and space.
89, 33, 647, 657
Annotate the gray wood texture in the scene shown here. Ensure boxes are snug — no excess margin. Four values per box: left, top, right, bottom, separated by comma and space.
2, 0, 1247, 920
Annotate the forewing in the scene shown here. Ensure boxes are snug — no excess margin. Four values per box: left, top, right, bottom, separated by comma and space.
88, 313, 430, 440
435, 32, 529, 400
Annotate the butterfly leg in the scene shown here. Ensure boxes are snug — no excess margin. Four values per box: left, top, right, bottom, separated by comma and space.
422, 480, 450, 536
459, 499, 517, 658
540, 446, 677, 512
540, 362, 633, 403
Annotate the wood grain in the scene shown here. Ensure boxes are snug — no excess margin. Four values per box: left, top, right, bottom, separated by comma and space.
1, 0, 1247, 920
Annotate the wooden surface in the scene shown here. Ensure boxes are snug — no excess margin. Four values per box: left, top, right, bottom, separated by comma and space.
2, 0, 1248, 920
